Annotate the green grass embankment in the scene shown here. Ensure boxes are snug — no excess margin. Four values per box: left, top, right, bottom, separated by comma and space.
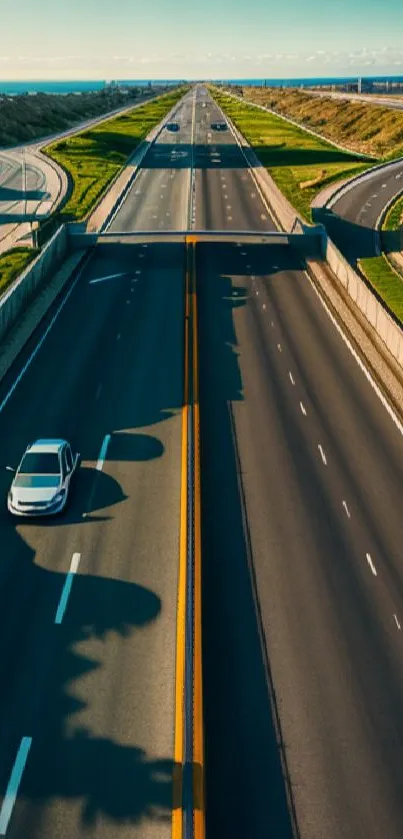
224, 85, 403, 160
212, 87, 403, 327
359, 174, 403, 327
44, 87, 189, 222
0, 247, 39, 298
209, 88, 371, 222
359, 256, 403, 325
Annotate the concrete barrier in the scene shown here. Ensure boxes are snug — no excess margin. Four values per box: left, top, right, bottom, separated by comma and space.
0, 224, 68, 343
324, 235, 403, 367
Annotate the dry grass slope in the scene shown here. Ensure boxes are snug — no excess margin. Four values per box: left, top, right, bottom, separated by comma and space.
234, 87, 403, 159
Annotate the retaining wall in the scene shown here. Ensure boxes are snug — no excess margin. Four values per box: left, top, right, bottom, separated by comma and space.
0, 224, 68, 342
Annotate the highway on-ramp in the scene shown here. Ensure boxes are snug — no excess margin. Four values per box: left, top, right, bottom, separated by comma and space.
322, 158, 403, 263
0, 84, 403, 839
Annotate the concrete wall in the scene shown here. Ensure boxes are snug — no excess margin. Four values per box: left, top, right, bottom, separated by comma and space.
324, 236, 403, 367
0, 224, 68, 342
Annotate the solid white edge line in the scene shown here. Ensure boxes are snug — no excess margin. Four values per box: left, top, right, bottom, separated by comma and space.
0, 252, 93, 416
55, 552, 81, 625
318, 444, 327, 465
304, 271, 403, 439
89, 272, 126, 285
96, 433, 111, 471
0, 737, 32, 835
366, 553, 378, 576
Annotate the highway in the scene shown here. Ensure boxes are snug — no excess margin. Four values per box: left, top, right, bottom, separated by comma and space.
0, 84, 403, 839
308, 88, 403, 111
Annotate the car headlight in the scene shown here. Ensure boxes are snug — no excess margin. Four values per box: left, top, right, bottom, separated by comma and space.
52, 491, 65, 504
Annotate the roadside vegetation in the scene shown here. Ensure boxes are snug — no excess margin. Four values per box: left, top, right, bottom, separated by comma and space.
359, 256, 403, 325
210, 88, 370, 221
211, 86, 403, 326
0, 86, 166, 147
358, 192, 403, 327
383, 193, 403, 231
44, 87, 188, 222
223, 85, 403, 159
0, 247, 38, 298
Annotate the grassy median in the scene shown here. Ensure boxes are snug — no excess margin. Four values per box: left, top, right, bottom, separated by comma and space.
44, 87, 189, 222
210, 88, 371, 222
0, 247, 39, 299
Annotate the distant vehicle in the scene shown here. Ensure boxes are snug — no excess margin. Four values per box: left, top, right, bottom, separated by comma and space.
211, 121, 227, 131
201, 102, 207, 108
166, 122, 180, 132
7, 439, 80, 517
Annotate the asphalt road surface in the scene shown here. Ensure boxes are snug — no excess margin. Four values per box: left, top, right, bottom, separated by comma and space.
1, 84, 403, 839
324, 158, 403, 263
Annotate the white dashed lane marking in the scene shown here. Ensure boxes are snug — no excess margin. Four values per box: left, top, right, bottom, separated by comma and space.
0, 737, 33, 834
318, 444, 327, 465
342, 500, 351, 519
366, 553, 378, 576
289, 371, 295, 385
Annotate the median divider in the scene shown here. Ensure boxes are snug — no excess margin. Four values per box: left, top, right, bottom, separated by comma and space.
173, 235, 205, 839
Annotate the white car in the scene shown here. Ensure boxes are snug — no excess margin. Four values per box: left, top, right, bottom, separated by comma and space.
7, 439, 80, 517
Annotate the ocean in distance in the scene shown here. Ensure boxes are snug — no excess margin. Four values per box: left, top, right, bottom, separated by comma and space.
0, 75, 403, 94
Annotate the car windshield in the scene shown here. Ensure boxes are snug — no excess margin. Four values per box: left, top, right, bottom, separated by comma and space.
18, 451, 60, 475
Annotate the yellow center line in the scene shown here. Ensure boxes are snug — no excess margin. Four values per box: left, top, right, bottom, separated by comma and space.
172, 249, 190, 838
192, 239, 205, 838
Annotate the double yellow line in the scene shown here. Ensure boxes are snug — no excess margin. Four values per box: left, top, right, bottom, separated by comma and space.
172, 236, 205, 839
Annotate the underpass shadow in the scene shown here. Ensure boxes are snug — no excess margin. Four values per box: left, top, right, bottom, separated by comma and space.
197, 243, 295, 839
313, 206, 380, 262
0, 186, 49, 202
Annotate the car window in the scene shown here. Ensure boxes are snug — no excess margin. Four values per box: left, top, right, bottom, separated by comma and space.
19, 452, 60, 475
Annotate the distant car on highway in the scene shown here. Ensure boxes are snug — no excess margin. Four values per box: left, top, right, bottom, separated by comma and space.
166, 122, 180, 132
7, 439, 80, 517
211, 121, 227, 131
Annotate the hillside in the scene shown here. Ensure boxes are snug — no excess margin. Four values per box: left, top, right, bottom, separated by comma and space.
0, 87, 166, 148
226, 86, 403, 158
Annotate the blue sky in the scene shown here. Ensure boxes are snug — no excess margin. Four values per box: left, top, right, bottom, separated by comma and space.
2, 0, 403, 80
